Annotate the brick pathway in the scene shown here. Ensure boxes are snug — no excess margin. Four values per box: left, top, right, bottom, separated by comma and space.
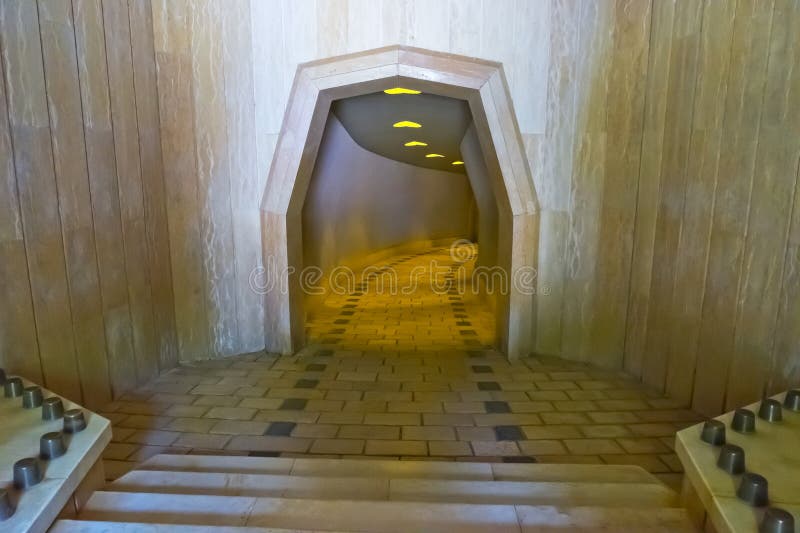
99, 247, 701, 490
305, 246, 495, 351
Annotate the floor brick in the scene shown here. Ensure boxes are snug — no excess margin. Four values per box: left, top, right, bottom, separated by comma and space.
125, 430, 180, 447
166, 417, 217, 433
210, 420, 271, 436
225, 435, 312, 453
402, 425, 456, 441
265, 421, 297, 436
518, 440, 568, 455
365, 439, 428, 456
471, 441, 520, 456
564, 439, 625, 455
580, 425, 632, 438
205, 407, 257, 420
279, 398, 308, 410
494, 426, 525, 441
428, 440, 472, 456
616, 437, 672, 454
310, 438, 365, 455
291, 423, 340, 438
172, 433, 231, 449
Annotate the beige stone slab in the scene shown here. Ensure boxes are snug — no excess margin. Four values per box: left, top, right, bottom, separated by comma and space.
81, 491, 256, 526
51, 520, 291, 532
138, 454, 295, 475
189, 0, 240, 358
677, 392, 800, 533
103, 0, 159, 384
664, 0, 736, 406
74, 0, 139, 398
155, 49, 209, 362
712, 498, 800, 533
128, 0, 178, 373
677, 392, 800, 506
515, 505, 694, 532
289, 457, 493, 480
246, 496, 521, 532
691, 0, 776, 417
221, 0, 265, 355
589, 0, 652, 369
490, 463, 658, 484
388, 479, 675, 507
623, 0, 676, 380
726, 0, 800, 410
769, 0, 800, 395
642, 0, 704, 392
0, 379, 111, 533
0, 0, 83, 402
112, 470, 389, 500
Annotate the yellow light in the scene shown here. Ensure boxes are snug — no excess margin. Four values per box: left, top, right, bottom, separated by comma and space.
393, 120, 422, 128
452, 161, 464, 165
404, 141, 428, 147
384, 87, 421, 95
425, 153, 445, 158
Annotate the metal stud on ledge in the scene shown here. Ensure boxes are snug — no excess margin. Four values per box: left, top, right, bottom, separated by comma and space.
40, 432, 67, 460
732, 408, 756, 433
758, 399, 783, 422
0, 489, 14, 521
42, 397, 64, 420
13, 458, 42, 489
760, 507, 795, 533
63, 409, 86, 433
22, 386, 43, 408
717, 444, 746, 475
701, 419, 726, 445
784, 389, 800, 412
737, 472, 769, 507
4, 377, 23, 398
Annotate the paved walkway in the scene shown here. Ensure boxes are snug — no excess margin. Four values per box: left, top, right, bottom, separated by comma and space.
99, 247, 700, 490
305, 246, 496, 351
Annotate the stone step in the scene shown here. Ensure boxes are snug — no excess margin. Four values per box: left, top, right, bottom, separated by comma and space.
138, 454, 662, 484
50, 521, 301, 533
74, 491, 696, 532
111, 469, 677, 507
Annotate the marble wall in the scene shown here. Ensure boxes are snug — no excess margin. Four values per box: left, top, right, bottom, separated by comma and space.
0, 0, 177, 407
152, 0, 800, 414
150, 0, 554, 361
624, 0, 800, 416
2, 0, 798, 415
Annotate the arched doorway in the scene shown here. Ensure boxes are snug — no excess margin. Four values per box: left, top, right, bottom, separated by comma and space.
260, 46, 539, 360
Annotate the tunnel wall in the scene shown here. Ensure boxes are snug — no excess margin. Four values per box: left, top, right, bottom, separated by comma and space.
302, 115, 474, 274
460, 124, 498, 272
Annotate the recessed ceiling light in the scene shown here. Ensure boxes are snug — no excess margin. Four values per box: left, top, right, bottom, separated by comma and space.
393, 121, 422, 128
404, 141, 428, 147
452, 161, 464, 165
425, 153, 445, 158
384, 87, 421, 95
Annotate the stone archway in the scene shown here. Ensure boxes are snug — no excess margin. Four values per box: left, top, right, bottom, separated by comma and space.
261, 46, 539, 360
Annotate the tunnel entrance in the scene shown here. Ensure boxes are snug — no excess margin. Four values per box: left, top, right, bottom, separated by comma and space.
260, 46, 539, 360
301, 90, 494, 351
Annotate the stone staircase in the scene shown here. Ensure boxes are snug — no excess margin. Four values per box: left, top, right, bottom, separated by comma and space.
50, 455, 697, 532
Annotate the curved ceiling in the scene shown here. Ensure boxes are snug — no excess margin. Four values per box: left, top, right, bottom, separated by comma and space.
331, 91, 471, 174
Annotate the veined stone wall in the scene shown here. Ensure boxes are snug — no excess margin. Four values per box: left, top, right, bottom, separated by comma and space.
2, 0, 798, 415
0, 0, 176, 406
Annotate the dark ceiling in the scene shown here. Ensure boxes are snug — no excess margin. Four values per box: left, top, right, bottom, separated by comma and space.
331, 91, 472, 174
